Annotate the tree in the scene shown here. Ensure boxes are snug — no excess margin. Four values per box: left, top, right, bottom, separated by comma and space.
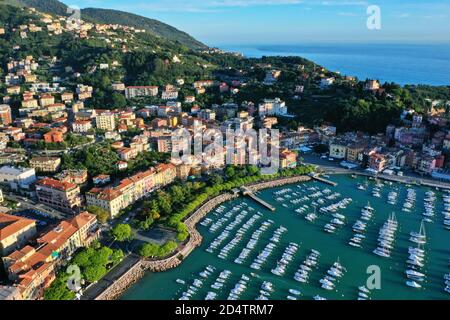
84, 265, 107, 283
111, 92, 126, 108
72, 247, 95, 268
157, 191, 172, 216
90, 246, 113, 266
111, 249, 124, 265
247, 165, 260, 176
209, 174, 223, 186
225, 166, 235, 179
44, 274, 76, 300
158, 240, 178, 257
138, 243, 160, 258
170, 185, 185, 204
111, 224, 132, 242
138, 216, 154, 231
87, 205, 109, 224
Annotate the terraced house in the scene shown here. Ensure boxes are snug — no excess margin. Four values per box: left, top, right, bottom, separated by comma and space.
86, 164, 178, 218
86, 168, 156, 218
0, 213, 37, 256
2, 212, 99, 300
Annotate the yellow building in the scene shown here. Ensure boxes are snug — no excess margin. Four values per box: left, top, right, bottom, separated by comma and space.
95, 112, 116, 131
0, 213, 37, 256
30, 156, 61, 173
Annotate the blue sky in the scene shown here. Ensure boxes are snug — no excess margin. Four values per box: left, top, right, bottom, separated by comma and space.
63, 0, 450, 45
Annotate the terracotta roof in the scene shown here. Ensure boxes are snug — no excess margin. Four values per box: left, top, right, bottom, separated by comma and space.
0, 213, 36, 242
36, 178, 77, 191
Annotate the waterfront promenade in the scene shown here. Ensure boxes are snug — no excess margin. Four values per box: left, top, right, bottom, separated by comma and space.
302, 154, 450, 190
92, 174, 311, 300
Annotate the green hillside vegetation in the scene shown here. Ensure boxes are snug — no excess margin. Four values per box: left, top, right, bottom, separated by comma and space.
0, 3, 449, 135
0, 0, 206, 49
81, 8, 206, 50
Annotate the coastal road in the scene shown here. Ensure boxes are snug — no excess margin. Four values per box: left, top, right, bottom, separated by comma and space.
5, 193, 69, 220
80, 253, 140, 300
302, 154, 450, 190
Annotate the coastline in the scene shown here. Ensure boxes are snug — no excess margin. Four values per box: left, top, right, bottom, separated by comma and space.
93, 174, 312, 300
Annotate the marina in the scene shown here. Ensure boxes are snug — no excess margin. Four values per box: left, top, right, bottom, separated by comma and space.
122, 174, 450, 300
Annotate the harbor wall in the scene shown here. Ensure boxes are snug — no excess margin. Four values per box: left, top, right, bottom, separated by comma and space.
94, 175, 312, 300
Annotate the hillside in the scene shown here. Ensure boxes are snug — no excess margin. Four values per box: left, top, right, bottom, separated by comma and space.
0, 0, 207, 50
81, 8, 206, 50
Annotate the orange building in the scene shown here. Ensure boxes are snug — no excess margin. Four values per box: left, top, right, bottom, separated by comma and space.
43, 129, 64, 143
3, 212, 99, 300
0, 104, 12, 125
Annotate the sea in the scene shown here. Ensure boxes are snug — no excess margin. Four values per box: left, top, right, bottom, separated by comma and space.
121, 175, 450, 300
218, 43, 450, 86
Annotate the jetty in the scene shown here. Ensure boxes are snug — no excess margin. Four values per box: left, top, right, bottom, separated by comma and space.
241, 186, 276, 211
309, 173, 337, 186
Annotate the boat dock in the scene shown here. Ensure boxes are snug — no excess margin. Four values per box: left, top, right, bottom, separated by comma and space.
240, 186, 276, 211
309, 174, 338, 186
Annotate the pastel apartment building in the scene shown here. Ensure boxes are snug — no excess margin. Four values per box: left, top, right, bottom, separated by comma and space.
0, 104, 12, 125
95, 112, 116, 131
72, 120, 92, 133
0, 213, 37, 256
258, 98, 287, 117
2, 212, 99, 300
29, 156, 61, 173
86, 168, 157, 218
86, 164, 177, 218
43, 129, 64, 143
35, 178, 81, 214
329, 142, 347, 159
280, 149, 297, 169
125, 86, 158, 99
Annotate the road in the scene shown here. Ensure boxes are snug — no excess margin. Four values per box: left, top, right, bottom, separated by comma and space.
5, 193, 69, 220
302, 154, 450, 190
80, 253, 140, 300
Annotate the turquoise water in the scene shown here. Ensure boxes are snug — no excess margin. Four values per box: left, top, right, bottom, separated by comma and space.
218, 43, 450, 86
122, 175, 449, 300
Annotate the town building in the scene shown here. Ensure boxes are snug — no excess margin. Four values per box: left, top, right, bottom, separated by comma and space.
0, 166, 36, 191
0, 105, 12, 125
29, 156, 61, 173
43, 129, 64, 143
86, 167, 158, 218
55, 169, 88, 185
72, 120, 92, 133
2, 212, 99, 300
35, 178, 81, 213
280, 149, 297, 168
258, 98, 287, 117
95, 112, 116, 131
0, 213, 37, 256
125, 86, 158, 99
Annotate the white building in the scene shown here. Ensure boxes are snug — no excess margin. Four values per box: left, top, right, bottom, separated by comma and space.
72, 120, 92, 133
258, 98, 287, 117
161, 90, 179, 100
0, 166, 36, 191
320, 77, 335, 89
125, 86, 158, 99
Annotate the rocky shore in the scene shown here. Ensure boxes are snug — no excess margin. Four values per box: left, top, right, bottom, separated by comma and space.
94, 174, 312, 300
